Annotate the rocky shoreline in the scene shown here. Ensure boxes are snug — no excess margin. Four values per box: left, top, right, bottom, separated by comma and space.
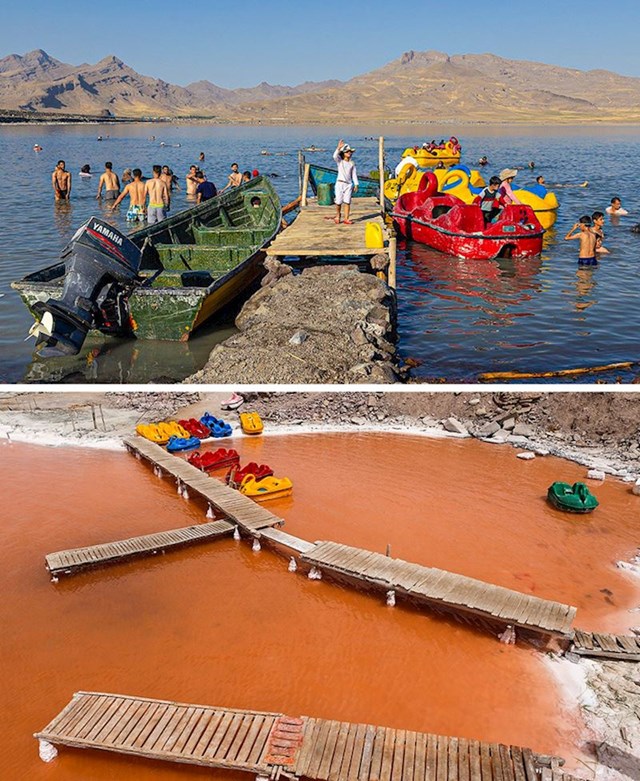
0, 390, 638, 779
186, 265, 402, 384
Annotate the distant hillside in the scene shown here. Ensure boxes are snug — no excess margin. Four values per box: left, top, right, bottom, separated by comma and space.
1, 48, 640, 122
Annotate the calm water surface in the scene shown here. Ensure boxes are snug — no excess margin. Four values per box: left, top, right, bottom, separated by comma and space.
2, 432, 639, 779
0, 123, 639, 382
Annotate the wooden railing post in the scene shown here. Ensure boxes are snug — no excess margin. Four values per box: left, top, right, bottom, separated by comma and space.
388, 234, 397, 289
301, 163, 310, 208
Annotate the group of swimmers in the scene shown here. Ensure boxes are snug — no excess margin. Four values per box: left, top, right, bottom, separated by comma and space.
50, 158, 260, 223
565, 198, 630, 265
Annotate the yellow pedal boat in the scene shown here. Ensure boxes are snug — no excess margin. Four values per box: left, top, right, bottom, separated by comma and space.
239, 474, 293, 501
240, 411, 264, 435
384, 159, 485, 202
437, 168, 559, 230
136, 423, 167, 444
401, 138, 461, 166
137, 420, 191, 444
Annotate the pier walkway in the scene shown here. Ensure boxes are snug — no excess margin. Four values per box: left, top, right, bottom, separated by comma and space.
123, 436, 283, 533
45, 520, 234, 578
300, 541, 576, 639
266, 198, 396, 286
571, 629, 640, 661
36, 691, 584, 781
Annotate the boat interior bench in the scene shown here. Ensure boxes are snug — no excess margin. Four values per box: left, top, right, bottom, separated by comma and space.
155, 244, 250, 271
192, 226, 273, 247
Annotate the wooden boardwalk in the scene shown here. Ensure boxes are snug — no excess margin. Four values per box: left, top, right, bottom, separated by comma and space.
45, 520, 234, 578
123, 436, 283, 533
267, 198, 388, 258
301, 542, 576, 639
570, 628, 640, 661
36, 691, 585, 781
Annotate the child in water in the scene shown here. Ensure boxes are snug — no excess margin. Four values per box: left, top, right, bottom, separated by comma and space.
333, 139, 359, 224
591, 211, 609, 255
565, 216, 598, 265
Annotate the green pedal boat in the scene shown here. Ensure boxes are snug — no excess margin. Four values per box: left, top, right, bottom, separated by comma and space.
547, 481, 599, 513
13, 177, 281, 342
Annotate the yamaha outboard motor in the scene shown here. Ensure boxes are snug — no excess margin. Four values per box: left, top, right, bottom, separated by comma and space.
32, 217, 142, 356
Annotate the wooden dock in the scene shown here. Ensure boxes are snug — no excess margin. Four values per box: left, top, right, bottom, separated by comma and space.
36, 691, 585, 781
266, 197, 397, 286
570, 629, 640, 661
300, 542, 576, 639
123, 436, 283, 534
45, 520, 234, 578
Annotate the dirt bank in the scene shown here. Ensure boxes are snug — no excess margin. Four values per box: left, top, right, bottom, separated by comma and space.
186, 265, 400, 384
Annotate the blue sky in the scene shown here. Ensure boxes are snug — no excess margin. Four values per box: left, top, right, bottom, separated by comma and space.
2, 0, 639, 87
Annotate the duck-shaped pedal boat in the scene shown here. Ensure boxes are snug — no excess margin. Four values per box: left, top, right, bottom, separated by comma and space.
200, 413, 232, 438
438, 167, 559, 230
188, 448, 240, 471
178, 418, 211, 439
547, 481, 599, 513
239, 474, 292, 501
166, 436, 201, 453
385, 160, 485, 203
401, 137, 461, 166
239, 411, 264, 435
227, 462, 274, 487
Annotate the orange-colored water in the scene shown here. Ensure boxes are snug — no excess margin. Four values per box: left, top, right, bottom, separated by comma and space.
2, 433, 638, 781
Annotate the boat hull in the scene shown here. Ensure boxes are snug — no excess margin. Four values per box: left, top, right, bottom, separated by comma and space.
393, 214, 543, 260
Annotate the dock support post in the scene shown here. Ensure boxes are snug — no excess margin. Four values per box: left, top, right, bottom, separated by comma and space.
301, 164, 310, 208
378, 136, 385, 217
298, 151, 304, 197
38, 739, 58, 762
388, 234, 397, 290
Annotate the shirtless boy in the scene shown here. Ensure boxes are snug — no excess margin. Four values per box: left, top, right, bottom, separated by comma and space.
186, 164, 199, 198
591, 211, 609, 255
52, 160, 71, 200
145, 165, 170, 225
97, 162, 120, 200
221, 163, 242, 192
111, 168, 147, 222
565, 215, 598, 265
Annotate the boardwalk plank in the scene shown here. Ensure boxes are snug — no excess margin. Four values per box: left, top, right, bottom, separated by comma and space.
391, 730, 406, 781
318, 720, 343, 780
328, 721, 352, 781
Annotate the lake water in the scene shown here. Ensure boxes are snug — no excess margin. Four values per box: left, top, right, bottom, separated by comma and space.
0, 123, 639, 383
3, 431, 638, 778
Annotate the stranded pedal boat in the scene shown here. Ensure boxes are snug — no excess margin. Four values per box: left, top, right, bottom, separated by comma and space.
547, 481, 599, 513
239, 474, 293, 501
12, 177, 282, 354
392, 176, 544, 260
239, 412, 263, 435
188, 448, 240, 471
200, 413, 232, 438
178, 418, 212, 439
136, 421, 190, 444
166, 436, 201, 453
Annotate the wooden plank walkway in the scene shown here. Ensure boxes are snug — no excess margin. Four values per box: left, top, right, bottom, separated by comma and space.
45, 520, 234, 578
301, 542, 576, 639
267, 198, 390, 259
123, 436, 283, 533
571, 628, 640, 661
36, 692, 585, 781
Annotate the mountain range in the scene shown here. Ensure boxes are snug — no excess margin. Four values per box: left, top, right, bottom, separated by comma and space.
1, 48, 640, 122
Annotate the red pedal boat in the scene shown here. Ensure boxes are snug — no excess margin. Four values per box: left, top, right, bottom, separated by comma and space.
392, 173, 544, 259
188, 448, 240, 472
227, 462, 274, 487
178, 418, 211, 439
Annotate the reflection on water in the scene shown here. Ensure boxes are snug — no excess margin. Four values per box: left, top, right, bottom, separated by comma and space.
1, 123, 640, 381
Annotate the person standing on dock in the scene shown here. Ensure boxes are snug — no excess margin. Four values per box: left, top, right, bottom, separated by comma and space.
145, 165, 170, 224
333, 140, 359, 224
52, 160, 71, 201
96, 162, 120, 201
110, 168, 147, 222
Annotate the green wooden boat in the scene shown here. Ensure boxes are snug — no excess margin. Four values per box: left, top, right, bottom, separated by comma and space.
12, 177, 281, 341
547, 482, 599, 513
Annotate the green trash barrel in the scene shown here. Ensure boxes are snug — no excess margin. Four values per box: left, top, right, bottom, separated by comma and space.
317, 182, 334, 206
